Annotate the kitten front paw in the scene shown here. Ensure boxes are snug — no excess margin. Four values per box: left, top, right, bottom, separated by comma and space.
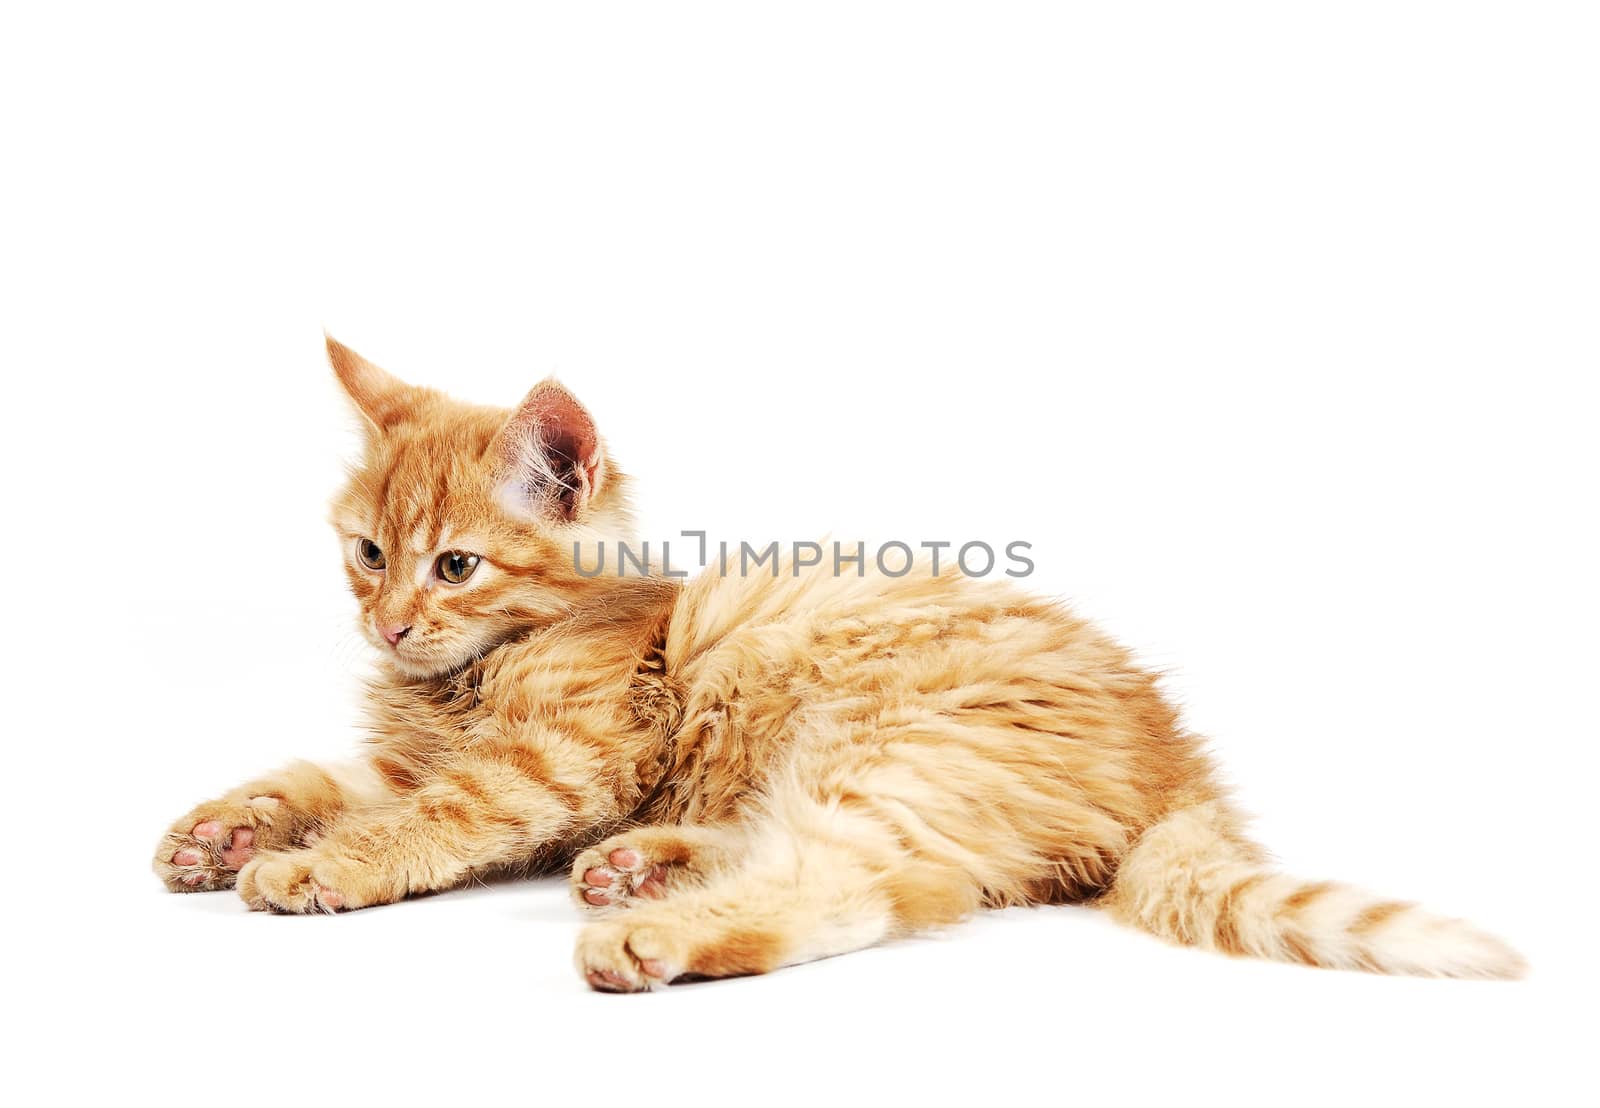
237, 850, 353, 914
155, 795, 285, 892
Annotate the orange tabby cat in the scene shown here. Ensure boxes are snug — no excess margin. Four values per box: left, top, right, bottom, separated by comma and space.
154, 337, 1523, 989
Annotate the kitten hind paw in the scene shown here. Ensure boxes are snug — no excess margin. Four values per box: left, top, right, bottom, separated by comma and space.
236, 850, 348, 914
154, 796, 282, 892
575, 848, 671, 909
570, 824, 735, 912
576, 919, 687, 992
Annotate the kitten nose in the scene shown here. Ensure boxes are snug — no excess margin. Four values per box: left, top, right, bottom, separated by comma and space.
381, 623, 411, 646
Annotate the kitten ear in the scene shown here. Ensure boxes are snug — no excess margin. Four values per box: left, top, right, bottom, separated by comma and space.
490, 379, 606, 523
326, 334, 416, 431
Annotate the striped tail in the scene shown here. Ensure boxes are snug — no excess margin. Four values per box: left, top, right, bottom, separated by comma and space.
1103, 803, 1525, 979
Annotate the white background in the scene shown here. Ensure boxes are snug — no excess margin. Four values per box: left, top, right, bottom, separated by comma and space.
3, 4, 1595, 1104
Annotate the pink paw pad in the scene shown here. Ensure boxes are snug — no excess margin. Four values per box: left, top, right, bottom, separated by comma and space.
172, 848, 202, 867
587, 968, 632, 992
220, 827, 255, 869
636, 866, 667, 898
192, 821, 223, 840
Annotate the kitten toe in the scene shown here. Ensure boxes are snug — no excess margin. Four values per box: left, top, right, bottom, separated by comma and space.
220, 827, 256, 870
586, 968, 634, 992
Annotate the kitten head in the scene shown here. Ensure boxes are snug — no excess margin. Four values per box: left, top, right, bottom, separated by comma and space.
326, 336, 635, 678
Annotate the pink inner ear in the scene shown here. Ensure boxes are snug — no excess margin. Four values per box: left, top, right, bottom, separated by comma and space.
527, 385, 598, 467
496, 381, 603, 520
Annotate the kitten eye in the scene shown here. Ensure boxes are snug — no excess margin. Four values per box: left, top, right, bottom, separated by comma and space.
357, 539, 386, 570
436, 551, 480, 585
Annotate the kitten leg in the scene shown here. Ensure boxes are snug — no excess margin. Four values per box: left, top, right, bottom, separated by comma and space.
571, 823, 745, 912
236, 740, 610, 913
574, 814, 969, 992
155, 759, 391, 892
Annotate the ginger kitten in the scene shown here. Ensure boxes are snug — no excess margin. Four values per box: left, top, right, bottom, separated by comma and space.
154, 337, 1523, 989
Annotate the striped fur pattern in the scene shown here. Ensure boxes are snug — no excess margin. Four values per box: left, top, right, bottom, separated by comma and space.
154, 337, 1524, 987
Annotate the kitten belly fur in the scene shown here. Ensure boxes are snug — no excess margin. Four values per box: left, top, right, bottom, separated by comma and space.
638, 563, 1219, 908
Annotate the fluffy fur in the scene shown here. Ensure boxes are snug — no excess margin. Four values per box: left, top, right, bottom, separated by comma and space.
154, 337, 1524, 988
